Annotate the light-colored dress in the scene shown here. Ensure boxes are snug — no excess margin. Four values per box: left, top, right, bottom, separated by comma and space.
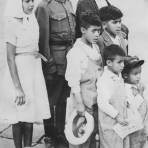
125, 83, 147, 148
65, 38, 103, 148
97, 67, 130, 148
2, 14, 50, 124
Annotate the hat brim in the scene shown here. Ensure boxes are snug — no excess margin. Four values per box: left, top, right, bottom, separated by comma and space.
65, 110, 94, 145
130, 60, 144, 68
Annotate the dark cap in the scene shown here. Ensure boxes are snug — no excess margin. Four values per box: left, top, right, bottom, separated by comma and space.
122, 56, 144, 74
99, 5, 123, 22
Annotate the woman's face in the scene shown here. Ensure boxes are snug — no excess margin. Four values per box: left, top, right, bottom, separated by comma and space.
22, 0, 34, 15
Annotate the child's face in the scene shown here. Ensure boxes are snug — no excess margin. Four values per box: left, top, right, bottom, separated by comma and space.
105, 18, 122, 36
81, 25, 102, 44
127, 66, 142, 85
22, 0, 34, 15
107, 55, 125, 75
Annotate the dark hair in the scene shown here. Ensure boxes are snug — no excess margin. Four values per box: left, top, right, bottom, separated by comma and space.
103, 44, 126, 65
99, 5, 123, 22
122, 56, 144, 75
80, 12, 102, 29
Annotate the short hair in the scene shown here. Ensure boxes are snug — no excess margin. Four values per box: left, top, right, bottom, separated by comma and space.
99, 5, 123, 22
80, 12, 102, 29
103, 44, 126, 65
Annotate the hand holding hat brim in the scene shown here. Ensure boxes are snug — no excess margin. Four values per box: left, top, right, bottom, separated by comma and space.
64, 110, 94, 145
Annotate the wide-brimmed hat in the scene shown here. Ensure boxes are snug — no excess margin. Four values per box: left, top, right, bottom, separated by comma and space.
64, 110, 94, 145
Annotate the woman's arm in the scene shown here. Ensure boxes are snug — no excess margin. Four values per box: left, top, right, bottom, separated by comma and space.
7, 42, 25, 105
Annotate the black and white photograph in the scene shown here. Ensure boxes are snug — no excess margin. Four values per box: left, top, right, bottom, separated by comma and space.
0, 0, 148, 148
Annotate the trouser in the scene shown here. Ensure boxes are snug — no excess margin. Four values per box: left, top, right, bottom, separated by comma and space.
43, 73, 70, 139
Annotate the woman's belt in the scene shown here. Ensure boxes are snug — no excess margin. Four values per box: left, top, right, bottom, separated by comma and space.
15, 51, 48, 62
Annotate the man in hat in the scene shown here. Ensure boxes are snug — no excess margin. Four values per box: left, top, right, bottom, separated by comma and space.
35, 0, 75, 147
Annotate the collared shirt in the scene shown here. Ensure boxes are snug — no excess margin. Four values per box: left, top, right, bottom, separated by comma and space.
97, 66, 124, 118
106, 31, 121, 46
66, 38, 102, 93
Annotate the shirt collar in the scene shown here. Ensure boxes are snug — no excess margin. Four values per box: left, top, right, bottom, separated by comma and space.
125, 83, 137, 89
104, 66, 122, 81
105, 31, 120, 45
75, 38, 101, 61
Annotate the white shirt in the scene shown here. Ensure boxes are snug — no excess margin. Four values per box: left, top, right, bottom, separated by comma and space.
66, 38, 102, 93
97, 66, 124, 118
5, 15, 39, 53
125, 83, 144, 109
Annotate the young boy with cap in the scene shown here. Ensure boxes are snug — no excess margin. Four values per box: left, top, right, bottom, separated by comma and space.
122, 56, 147, 148
97, 44, 129, 148
98, 5, 128, 56
65, 12, 103, 148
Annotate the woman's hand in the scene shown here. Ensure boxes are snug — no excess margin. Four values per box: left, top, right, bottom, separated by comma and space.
15, 88, 26, 106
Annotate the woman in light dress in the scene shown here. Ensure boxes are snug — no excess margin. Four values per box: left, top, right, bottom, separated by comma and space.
3, 0, 50, 148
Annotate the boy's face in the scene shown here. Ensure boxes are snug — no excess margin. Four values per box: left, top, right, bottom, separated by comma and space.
107, 55, 125, 75
81, 25, 102, 44
127, 66, 142, 84
105, 18, 122, 36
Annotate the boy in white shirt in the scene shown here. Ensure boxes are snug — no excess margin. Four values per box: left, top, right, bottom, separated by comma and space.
65, 12, 103, 148
122, 56, 147, 148
97, 44, 129, 148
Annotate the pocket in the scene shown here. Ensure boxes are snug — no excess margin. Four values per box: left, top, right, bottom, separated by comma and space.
50, 13, 68, 34
51, 12, 67, 21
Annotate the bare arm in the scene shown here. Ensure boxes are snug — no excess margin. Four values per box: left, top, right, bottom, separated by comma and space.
73, 92, 85, 115
7, 42, 25, 105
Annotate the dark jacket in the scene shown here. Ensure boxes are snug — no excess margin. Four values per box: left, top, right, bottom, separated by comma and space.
75, 0, 99, 38
97, 30, 128, 57
35, 0, 76, 76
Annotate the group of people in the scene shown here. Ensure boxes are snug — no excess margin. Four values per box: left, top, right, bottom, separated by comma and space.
3, 0, 147, 148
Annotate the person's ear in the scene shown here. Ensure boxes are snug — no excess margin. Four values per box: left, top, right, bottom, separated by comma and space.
80, 27, 86, 34
106, 59, 112, 67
